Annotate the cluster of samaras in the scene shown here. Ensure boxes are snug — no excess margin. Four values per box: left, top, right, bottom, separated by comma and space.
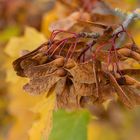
13, 23, 140, 109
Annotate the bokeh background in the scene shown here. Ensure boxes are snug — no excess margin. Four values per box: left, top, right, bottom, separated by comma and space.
0, 0, 140, 140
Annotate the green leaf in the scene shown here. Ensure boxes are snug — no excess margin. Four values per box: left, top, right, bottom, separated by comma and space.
49, 109, 90, 140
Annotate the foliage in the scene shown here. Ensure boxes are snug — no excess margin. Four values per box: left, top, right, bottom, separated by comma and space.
49, 110, 90, 140
0, 1, 140, 140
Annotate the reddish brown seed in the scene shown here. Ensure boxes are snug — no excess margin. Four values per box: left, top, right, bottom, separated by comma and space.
124, 43, 133, 48
124, 43, 140, 53
64, 60, 76, 69
118, 48, 140, 61
39, 45, 48, 52
32, 53, 44, 60
56, 68, 67, 77
54, 57, 65, 67
39, 56, 48, 64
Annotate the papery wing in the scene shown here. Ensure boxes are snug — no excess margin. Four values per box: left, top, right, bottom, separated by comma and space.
121, 86, 140, 105
107, 72, 133, 108
23, 75, 61, 95
24, 57, 65, 78
13, 42, 48, 76
65, 61, 95, 84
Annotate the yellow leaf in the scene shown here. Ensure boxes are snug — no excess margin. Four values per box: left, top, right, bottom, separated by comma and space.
88, 122, 118, 140
41, 7, 58, 38
5, 26, 46, 58
41, 2, 68, 38
134, 33, 140, 46
29, 92, 56, 140
4, 27, 48, 140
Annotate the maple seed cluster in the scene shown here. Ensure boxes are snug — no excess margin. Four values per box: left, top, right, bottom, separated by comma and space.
13, 24, 140, 109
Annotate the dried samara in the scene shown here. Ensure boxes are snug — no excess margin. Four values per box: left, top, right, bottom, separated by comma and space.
13, 22, 140, 109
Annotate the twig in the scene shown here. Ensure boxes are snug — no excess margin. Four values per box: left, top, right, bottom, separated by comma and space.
114, 8, 127, 20
113, 8, 140, 48
114, 8, 140, 34
78, 32, 100, 39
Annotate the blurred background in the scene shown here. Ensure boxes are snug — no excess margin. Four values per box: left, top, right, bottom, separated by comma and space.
0, 0, 140, 140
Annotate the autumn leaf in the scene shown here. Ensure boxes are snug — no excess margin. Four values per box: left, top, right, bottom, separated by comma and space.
4, 27, 50, 140
41, 7, 58, 37
29, 92, 56, 140
88, 122, 119, 140
5, 26, 46, 58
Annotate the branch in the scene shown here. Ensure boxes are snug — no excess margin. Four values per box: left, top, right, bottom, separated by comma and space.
113, 8, 140, 48
114, 8, 140, 34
